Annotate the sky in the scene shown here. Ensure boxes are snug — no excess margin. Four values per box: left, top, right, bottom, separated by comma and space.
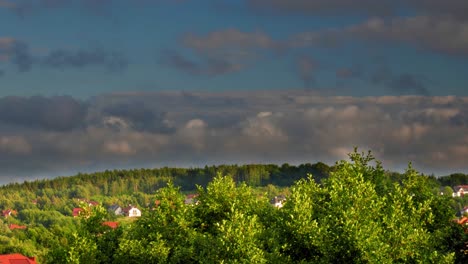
0, 0, 467, 184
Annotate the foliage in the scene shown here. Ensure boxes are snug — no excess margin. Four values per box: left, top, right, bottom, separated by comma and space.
0, 152, 466, 263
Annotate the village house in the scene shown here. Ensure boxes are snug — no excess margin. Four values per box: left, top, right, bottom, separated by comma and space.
122, 206, 141, 217
72, 208, 83, 217
0, 253, 37, 264
88, 200, 99, 206
102, 221, 119, 229
154, 200, 161, 208
270, 195, 286, 208
452, 185, 468, 197
2, 209, 17, 218
185, 194, 199, 205
108, 204, 123, 216
9, 224, 27, 231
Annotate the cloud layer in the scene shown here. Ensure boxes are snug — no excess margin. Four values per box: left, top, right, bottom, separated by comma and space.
0, 91, 466, 182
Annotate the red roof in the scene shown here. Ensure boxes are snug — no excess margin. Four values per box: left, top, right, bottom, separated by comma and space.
454, 185, 468, 191
9, 224, 27, 230
2, 209, 17, 218
88, 201, 99, 206
72, 208, 83, 217
102, 221, 119, 229
122, 206, 139, 213
0, 253, 37, 264
459, 217, 468, 225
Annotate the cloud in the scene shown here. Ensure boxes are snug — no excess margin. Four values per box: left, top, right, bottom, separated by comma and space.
100, 101, 174, 133
160, 50, 243, 76
0, 91, 466, 182
248, 0, 397, 16
43, 48, 128, 72
1, 0, 189, 17
413, 0, 468, 20
163, 29, 281, 75
0, 96, 88, 131
2, 0, 110, 16
370, 66, 430, 95
290, 16, 468, 57
183, 29, 278, 52
0, 37, 129, 73
0, 38, 34, 72
163, 14, 467, 80
248, 0, 468, 19
345, 16, 468, 56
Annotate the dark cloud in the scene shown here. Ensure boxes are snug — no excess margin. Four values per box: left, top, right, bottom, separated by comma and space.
388, 74, 430, 96
371, 67, 430, 96
0, 92, 466, 183
0, 96, 88, 131
345, 16, 468, 56
163, 29, 281, 75
102, 102, 174, 133
0, 37, 128, 73
2, 0, 187, 17
248, 0, 468, 19
248, 0, 398, 16
290, 16, 468, 57
450, 112, 468, 127
413, 0, 468, 20
0, 38, 34, 72
4, 0, 105, 16
160, 50, 242, 76
43, 48, 128, 72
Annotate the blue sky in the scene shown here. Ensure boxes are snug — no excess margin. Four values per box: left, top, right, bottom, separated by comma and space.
0, 0, 467, 183
1, 0, 467, 97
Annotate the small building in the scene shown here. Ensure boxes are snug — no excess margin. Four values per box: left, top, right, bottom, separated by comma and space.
453, 185, 468, 197
2, 209, 17, 218
459, 217, 468, 226
122, 206, 141, 217
102, 221, 119, 229
72, 208, 83, 217
108, 204, 123, 216
0, 253, 37, 264
185, 194, 199, 205
270, 195, 286, 208
155, 200, 161, 207
9, 224, 27, 230
88, 200, 100, 207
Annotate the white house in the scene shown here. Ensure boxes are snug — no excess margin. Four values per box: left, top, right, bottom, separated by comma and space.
270, 195, 286, 208
123, 206, 141, 217
453, 185, 468, 197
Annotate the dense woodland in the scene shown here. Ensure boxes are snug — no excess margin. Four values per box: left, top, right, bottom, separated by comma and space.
0, 151, 467, 263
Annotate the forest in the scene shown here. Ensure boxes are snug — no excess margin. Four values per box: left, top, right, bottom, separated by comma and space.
0, 150, 467, 263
